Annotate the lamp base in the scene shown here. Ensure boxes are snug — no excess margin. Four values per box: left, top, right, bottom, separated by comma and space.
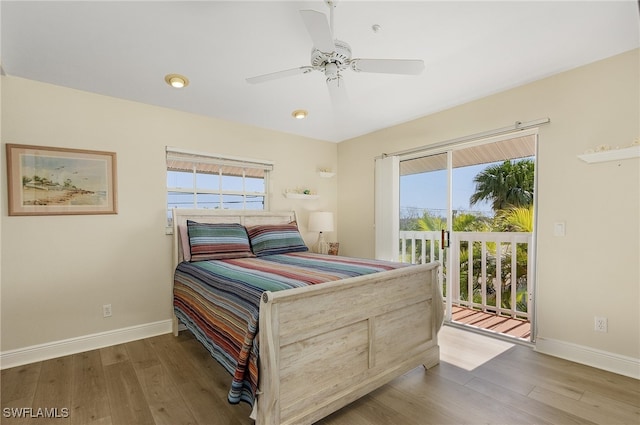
314, 232, 330, 255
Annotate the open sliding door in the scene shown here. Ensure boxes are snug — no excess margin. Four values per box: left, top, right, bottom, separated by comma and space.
397, 130, 538, 342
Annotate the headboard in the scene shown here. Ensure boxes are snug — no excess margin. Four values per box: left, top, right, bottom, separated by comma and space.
172, 208, 297, 267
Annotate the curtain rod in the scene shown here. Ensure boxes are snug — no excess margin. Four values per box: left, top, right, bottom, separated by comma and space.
380, 118, 550, 159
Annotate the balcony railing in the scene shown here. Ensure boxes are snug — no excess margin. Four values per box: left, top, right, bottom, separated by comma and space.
399, 231, 533, 325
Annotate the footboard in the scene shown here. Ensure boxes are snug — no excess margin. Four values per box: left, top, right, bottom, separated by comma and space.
257, 261, 443, 425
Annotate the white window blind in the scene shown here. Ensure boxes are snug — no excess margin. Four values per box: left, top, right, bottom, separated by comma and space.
166, 148, 273, 177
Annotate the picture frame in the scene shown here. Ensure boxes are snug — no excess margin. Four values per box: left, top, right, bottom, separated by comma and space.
6, 144, 117, 216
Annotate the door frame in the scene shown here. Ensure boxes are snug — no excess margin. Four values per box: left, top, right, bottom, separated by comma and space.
396, 128, 540, 342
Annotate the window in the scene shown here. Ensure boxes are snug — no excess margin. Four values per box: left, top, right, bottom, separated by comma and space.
399, 133, 537, 229
166, 147, 272, 223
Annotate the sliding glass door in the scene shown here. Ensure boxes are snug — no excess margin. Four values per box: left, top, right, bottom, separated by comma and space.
398, 132, 537, 341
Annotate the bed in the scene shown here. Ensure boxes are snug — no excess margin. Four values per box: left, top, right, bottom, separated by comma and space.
172, 209, 444, 425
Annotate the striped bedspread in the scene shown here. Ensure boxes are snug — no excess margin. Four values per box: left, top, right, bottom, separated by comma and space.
173, 252, 409, 406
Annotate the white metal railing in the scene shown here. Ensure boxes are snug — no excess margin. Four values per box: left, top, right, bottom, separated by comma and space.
399, 231, 533, 320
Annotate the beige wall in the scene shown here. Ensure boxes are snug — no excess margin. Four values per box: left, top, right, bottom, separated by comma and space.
338, 49, 640, 362
0, 77, 337, 351
1, 49, 638, 372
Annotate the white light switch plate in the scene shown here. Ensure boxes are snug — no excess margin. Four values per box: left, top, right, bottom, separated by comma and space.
553, 222, 566, 237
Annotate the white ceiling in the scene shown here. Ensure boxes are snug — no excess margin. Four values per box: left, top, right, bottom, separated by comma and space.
2, 1, 638, 143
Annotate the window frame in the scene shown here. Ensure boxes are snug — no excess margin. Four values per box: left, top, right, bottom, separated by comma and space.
166, 147, 272, 221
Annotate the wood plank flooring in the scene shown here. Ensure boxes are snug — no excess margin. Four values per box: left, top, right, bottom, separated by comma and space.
452, 305, 532, 339
2, 326, 638, 425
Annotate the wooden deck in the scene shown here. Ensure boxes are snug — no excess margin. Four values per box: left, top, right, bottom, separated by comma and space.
451, 305, 531, 339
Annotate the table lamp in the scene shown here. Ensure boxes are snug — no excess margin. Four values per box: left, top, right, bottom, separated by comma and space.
308, 211, 334, 254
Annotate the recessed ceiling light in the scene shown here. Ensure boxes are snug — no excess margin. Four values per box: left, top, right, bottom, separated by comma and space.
165, 74, 189, 88
292, 109, 308, 119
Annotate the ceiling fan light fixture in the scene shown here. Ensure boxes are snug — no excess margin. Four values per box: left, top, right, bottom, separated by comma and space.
246, 2, 424, 108
165, 74, 189, 88
292, 109, 308, 120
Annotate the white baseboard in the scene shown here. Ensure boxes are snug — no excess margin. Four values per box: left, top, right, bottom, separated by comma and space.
535, 337, 640, 379
0, 319, 173, 370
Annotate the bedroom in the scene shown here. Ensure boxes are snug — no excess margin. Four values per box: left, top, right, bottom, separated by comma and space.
1, 1, 639, 424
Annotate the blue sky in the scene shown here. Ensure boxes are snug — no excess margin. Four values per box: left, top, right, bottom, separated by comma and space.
400, 163, 494, 218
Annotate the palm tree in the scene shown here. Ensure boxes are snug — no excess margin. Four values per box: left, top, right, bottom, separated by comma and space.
465, 161, 534, 315
495, 205, 534, 232
415, 211, 491, 232
452, 212, 491, 232
470, 159, 534, 211
416, 212, 446, 231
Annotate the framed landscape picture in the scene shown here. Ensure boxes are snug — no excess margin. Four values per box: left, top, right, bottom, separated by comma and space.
6, 144, 117, 216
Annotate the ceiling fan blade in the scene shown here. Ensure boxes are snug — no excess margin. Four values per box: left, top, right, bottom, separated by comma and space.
246, 66, 313, 84
300, 9, 335, 53
351, 59, 425, 75
327, 76, 348, 108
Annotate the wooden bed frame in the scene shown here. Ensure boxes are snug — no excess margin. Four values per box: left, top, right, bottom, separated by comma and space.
171, 209, 444, 425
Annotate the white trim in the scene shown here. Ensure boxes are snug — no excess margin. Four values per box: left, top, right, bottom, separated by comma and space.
530, 133, 540, 343
398, 128, 540, 162
0, 319, 172, 369
535, 337, 640, 379
374, 155, 399, 261
383, 118, 549, 160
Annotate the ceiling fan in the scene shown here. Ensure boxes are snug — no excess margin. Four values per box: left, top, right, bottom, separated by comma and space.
245, 0, 425, 106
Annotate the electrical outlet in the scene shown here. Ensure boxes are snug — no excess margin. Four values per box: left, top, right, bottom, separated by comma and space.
594, 316, 607, 332
103, 304, 112, 318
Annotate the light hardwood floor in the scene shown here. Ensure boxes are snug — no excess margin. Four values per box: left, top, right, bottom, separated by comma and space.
2, 326, 638, 425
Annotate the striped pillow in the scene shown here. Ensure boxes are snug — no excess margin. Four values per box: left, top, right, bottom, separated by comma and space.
247, 223, 309, 257
187, 221, 254, 261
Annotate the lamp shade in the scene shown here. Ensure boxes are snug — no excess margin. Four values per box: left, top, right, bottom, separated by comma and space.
308, 212, 334, 233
